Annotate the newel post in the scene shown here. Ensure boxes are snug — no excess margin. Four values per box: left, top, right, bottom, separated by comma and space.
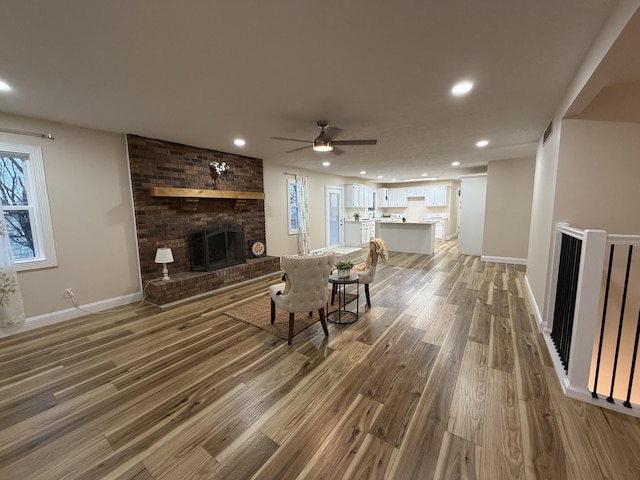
566, 228, 607, 392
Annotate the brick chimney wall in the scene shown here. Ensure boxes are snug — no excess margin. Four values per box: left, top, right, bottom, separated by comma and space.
127, 135, 278, 303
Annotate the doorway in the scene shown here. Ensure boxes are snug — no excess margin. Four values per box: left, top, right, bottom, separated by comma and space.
326, 185, 344, 249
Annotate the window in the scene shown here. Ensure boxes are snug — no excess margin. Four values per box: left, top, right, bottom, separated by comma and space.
287, 178, 299, 235
0, 142, 57, 270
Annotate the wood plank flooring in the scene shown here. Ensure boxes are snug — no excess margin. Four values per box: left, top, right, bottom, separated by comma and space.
2, 241, 640, 479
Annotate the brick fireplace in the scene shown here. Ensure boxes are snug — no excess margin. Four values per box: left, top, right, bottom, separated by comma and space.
128, 135, 279, 305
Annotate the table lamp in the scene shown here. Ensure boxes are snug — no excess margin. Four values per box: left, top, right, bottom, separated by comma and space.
155, 247, 174, 281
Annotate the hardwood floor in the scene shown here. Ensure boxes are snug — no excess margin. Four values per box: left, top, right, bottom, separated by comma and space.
2, 241, 640, 479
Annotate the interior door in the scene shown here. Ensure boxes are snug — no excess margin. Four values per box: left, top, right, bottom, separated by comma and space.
326, 186, 344, 249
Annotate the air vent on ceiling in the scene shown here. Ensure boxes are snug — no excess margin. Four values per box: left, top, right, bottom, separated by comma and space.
543, 119, 553, 145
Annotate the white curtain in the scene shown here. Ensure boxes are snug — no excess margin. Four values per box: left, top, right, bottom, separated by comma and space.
296, 174, 311, 255
0, 214, 25, 327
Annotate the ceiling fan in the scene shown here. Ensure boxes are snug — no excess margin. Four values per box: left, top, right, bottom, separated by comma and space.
272, 120, 377, 153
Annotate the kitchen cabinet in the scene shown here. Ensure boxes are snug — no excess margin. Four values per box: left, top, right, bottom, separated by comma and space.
344, 220, 376, 246
366, 220, 376, 241
388, 188, 407, 207
405, 186, 426, 197
345, 184, 374, 208
425, 185, 447, 206
377, 188, 389, 207
435, 221, 444, 239
364, 186, 374, 208
344, 184, 362, 208
421, 214, 448, 239
378, 221, 436, 255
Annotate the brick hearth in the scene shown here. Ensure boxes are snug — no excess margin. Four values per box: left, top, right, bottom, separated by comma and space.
128, 135, 280, 304
145, 256, 280, 306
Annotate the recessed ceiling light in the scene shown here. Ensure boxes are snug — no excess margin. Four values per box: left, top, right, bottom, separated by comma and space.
451, 161, 460, 166
421, 173, 428, 177
377, 175, 383, 179
391, 179, 397, 182
0, 80, 11, 92
476, 140, 489, 147
233, 138, 246, 146
451, 80, 473, 96
360, 170, 367, 175
322, 161, 330, 167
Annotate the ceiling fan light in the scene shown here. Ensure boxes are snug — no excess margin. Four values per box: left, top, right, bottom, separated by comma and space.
313, 139, 333, 152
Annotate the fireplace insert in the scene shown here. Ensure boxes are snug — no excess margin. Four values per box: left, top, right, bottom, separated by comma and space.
190, 226, 246, 271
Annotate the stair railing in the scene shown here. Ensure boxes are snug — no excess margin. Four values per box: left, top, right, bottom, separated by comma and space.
546, 223, 640, 415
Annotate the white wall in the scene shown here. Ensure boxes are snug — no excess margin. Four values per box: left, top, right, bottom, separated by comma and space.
554, 119, 640, 233
525, 130, 561, 320
525, 2, 640, 323
527, 118, 640, 325
482, 157, 535, 262
263, 162, 349, 257
0, 112, 141, 334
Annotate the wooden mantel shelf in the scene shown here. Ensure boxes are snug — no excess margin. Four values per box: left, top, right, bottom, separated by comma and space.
149, 187, 265, 200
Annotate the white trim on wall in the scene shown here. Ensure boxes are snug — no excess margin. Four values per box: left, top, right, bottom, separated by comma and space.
480, 255, 527, 265
124, 135, 144, 293
0, 291, 143, 337
524, 274, 546, 333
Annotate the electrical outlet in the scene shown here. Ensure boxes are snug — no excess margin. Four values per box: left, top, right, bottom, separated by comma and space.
64, 288, 74, 298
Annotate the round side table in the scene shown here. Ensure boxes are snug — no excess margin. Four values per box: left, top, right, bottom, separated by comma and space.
328, 273, 360, 324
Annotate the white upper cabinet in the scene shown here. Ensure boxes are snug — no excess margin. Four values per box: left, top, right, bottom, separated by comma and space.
377, 188, 389, 207
388, 188, 407, 207
405, 186, 426, 197
344, 184, 374, 208
425, 185, 447, 206
364, 186, 374, 208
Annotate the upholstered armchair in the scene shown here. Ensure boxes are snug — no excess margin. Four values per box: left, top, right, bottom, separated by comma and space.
268, 251, 335, 345
352, 237, 388, 307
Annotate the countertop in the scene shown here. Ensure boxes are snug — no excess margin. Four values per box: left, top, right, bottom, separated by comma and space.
378, 220, 436, 225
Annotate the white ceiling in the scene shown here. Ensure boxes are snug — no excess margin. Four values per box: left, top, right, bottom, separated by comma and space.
0, 1, 627, 182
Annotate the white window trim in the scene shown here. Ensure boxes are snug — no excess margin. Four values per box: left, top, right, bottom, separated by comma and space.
0, 142, 57, 271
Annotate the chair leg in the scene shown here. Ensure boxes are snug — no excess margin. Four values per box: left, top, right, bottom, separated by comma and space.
331, 283, 337, 305
288, 312, 295, 345
364, 284, 371, 308
270, 299, 276, 324
319, 307, 329, 337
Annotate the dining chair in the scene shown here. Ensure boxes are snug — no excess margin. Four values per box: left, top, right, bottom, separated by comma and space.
352, 237, 388, 307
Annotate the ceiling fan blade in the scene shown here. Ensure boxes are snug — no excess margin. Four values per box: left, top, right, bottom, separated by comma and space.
331, 146, 345, 155
286, 145, 312, 153
332, 139, 377, 146
271, 136, 310, 143
324, 126, 343, 139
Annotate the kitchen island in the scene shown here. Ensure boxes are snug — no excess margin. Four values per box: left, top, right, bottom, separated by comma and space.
377, 221, 436, 255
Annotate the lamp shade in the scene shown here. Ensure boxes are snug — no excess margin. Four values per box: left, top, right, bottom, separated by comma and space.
155, 247, 174, 264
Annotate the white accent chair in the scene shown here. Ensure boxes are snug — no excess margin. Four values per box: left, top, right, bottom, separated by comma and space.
268, 252, 335, 345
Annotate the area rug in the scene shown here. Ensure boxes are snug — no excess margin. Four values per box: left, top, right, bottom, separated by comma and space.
224, 290, 358, 341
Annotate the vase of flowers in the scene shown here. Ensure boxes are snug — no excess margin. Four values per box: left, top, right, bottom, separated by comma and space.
334, 260, 354, 278
209, 161, 229, 189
